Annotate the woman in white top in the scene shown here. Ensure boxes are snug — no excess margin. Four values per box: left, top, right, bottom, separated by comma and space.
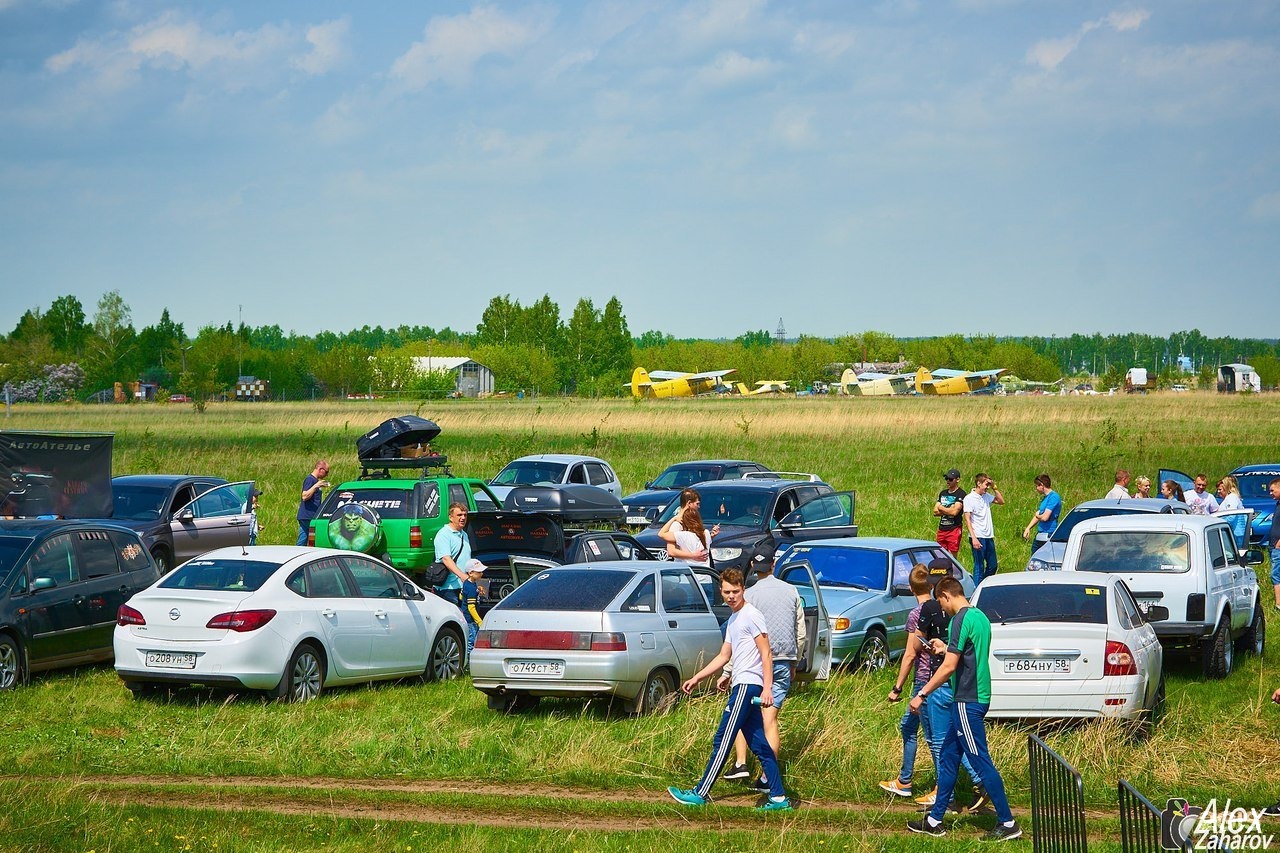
1215, 476, 1244, 513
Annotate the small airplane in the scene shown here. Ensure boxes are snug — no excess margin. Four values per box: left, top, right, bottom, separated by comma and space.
630, 367, 736, 398
736, 380, 791, 396
838, 369, 911, 396
915, 368, 1007, 395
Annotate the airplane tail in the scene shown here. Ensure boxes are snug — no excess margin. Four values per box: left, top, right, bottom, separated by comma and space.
915, 367, 932, 394
631, 367, 650, 398
736, 382, 751, 396
839, 368, 856, 394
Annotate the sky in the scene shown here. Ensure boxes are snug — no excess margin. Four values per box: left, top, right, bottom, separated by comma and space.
2, 0, 1278, 341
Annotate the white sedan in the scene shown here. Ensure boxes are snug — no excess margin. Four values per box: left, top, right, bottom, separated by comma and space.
971, 572, 1165, 727
114, 546, 468, 701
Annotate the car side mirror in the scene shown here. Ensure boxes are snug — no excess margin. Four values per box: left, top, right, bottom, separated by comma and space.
644, 481, 653, 489
177, 507, 195, 522
402, 582, 425, 600
1144, 604, 1170, 623
1243, 548, 1266, 567
645, 507, 660, 523
32, 576, 57, 591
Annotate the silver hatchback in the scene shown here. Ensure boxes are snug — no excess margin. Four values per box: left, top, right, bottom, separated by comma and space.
471, 561, 830, 714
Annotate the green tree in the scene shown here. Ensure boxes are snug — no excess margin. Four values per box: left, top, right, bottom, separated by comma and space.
736, 329, 773, 349
475, 295, 522, 346
564, 298, 602, 391
85, 290, 138, 390
46, 295, 88, 354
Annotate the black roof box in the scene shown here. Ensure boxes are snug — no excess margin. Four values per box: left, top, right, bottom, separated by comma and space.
357, 416, 441, 461
502, 484, 624, 524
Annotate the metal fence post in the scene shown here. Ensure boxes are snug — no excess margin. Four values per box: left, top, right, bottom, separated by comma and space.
1027, 733, 1088, 852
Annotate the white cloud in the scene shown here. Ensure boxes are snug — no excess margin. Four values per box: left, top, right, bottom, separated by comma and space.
390, 5, 552, 90
693, 50, 778, 88
675, 0, 767, 46
792, 24, 856, 60
1027, 8, 1150, 71
294, 18, 350, 75
1248, 191, 1280, 220
772, 105, 816, 148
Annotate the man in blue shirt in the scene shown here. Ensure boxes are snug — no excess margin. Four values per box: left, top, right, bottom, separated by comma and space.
296, 460, 329, 546
1021, 474, 1061, 557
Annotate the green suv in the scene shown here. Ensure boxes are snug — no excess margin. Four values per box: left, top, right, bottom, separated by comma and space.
307, 415, 501, 574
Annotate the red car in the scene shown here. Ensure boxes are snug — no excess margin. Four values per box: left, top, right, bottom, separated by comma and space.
167, 394, 191, 403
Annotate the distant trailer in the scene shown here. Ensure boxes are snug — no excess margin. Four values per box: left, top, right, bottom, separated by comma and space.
1218, 363, 1261, 393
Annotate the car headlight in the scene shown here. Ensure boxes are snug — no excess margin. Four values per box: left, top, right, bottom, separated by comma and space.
1027, 559, 1046, 572
831, 617, 851, 632
711, 547, 742, 562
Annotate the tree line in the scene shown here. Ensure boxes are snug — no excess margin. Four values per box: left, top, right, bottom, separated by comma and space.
3, 292, 1278, 403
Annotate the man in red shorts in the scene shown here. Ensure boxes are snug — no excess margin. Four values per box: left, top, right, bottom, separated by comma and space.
934, 468, 966, 555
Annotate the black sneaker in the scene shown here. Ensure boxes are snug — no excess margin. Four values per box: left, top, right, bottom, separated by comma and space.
969, 785, 993, 814
1263, 802, 1280, 818
722, 763, 750, 781
907, 817, 946, 837
751, 776, 771, 792
980, 820, 1023, 842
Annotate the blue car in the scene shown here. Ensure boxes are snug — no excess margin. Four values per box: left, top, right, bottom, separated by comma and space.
775, 537, 974, 670
1162, 465, 1278, 545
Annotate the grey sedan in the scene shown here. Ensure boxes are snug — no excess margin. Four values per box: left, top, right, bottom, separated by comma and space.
471, 561, 830, 714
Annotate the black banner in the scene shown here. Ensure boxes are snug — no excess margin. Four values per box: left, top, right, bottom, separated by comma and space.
0, 432, 114, 518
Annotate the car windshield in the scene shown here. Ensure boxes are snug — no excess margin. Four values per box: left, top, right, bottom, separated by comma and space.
786, 546, 888, 590
1075, 531, 1191, 573
496, 569, 633, 611
1236, 472, 1280, 501
492, 461, 568, 486
318, 488, 421, 520
651, 466, 721, 489
159, 557, 282, 591
0, 536, 33, 574
977, 584, 1108, 624
1050, 506, 1149, 542
110, 484, 170, 520
657, 487, 770, 528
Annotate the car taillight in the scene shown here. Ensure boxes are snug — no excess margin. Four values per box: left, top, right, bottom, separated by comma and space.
1103, 640, 1136, 676
480, 630, 627, 651
117, 604, 146, 626
410, 525, 422, 549
307, 527, 315, 547
206, 609, 277, 632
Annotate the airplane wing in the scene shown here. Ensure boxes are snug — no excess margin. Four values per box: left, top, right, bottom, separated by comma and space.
647, 371, 690, 381
684, 369, 735, 382
930, 368, 967, 378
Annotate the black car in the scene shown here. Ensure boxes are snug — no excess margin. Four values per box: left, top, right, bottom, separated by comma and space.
620, 459, 775, 525
633, 476, 858, 573
0, 519, 159, 688
110, 475, 256, 572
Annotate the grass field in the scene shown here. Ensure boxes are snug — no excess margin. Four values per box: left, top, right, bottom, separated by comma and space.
2, 392, 1278, 851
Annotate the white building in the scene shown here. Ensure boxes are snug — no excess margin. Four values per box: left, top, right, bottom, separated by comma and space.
409, 357, 495, 398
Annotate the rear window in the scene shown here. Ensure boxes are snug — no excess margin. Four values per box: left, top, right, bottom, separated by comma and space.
1075, 531, 1190, 573
495, 569, 634, 612
977, 584, 1108, 624
318, 487, 425, 521
160, 558, 282, 591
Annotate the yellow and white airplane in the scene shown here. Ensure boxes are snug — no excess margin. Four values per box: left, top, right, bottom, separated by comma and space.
838, 369, 911, 396
736, 380, 791, 396
630, 367, 735, 399
915, 368, 1007, 395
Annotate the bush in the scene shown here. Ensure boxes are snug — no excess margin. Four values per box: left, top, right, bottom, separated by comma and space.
2, 363, 85, 402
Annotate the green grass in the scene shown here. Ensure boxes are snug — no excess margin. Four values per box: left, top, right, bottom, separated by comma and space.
2, 393, 1279, 847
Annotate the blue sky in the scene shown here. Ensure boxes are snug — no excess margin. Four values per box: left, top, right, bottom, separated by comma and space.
3, 1, 1277, 340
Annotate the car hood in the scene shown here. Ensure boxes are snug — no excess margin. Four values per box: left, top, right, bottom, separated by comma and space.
1029, 541, 1068, 568
620, 489, 676, 509
634, 524, 760, 550
814, 586, 884, 613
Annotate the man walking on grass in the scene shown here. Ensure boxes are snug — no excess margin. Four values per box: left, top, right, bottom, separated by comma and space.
907, 577, 1021, 842
668, 568, 792, 812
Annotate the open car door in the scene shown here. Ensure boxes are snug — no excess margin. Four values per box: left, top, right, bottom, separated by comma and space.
169, 480, 256, 563
775, 491, 858, 553
776, 559, 832, 682
1158, 468, 1195, 499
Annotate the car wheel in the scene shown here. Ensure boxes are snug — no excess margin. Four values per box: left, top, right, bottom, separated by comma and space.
425, 627, 464, 682
1202, 619, 1233, 679
0, 634, 23, 691
150, 547, 172, 574
487, 692, 540, 713
854, 629, 890, 672
272, 643, 324, 702
635, 668, 677, 715
1236, 600, 1265, 657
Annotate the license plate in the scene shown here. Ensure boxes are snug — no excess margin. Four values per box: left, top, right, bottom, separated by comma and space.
145, 650, 197, 669
1004, 658, 1070, 674
504, 659, 564, 677
626, 516, 651, 526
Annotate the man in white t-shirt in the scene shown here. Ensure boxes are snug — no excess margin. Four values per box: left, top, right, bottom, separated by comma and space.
668, 568, 792, 812
1185, 473, 1219, 515
962, 473, 1004, 585
1105, 470, 1130, 501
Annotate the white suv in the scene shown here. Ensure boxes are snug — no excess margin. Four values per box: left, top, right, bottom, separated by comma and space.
1060, 514, 1265, 679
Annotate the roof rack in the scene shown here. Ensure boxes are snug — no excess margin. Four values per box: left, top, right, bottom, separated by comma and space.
743, 471, 821, 482
357, 455, 452, 480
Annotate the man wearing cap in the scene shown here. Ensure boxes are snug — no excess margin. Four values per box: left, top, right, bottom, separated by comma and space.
934, 469, 967, 556
720, 541, 807, 791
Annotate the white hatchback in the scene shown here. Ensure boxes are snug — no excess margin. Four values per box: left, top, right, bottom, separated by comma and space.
114, 546, 468, 701
971, 572, 1165, 726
